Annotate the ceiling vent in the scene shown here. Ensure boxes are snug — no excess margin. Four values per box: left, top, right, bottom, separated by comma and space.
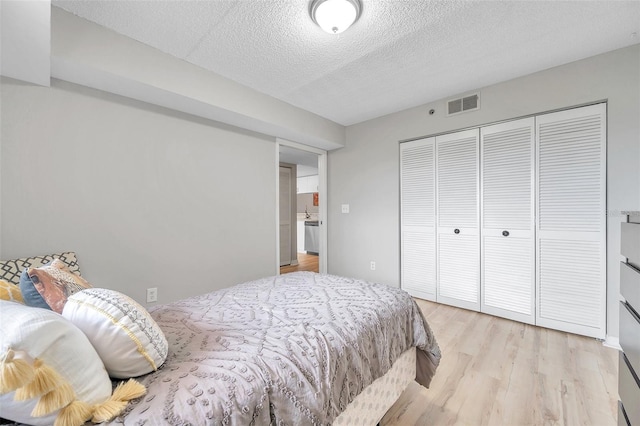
447, 93, 480, 116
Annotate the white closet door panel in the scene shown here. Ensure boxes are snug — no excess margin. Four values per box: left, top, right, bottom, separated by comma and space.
538, 108, 605, 232
482, 236, 534, 323
536, 103, 606, 339
401, 139, 435, 228
537, 239, 603, 328
480, 118, 535, 324
481, 119, 534, 231
438, 232, 479, 310
400, 138, 436, 300
402, 230, 436, 300
436, 129, 479, 310
437, 130, 479, 229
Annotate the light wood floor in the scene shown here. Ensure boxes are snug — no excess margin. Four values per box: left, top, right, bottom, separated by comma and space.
280, 252, 319, 274
382, 300, 619, 426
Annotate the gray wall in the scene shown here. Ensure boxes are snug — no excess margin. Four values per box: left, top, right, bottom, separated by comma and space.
328, 44, 640, 340
1, 77, 277, 305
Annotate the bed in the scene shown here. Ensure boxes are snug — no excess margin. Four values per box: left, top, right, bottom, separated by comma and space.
111, 272, 440, 425
0, 254, 440, 425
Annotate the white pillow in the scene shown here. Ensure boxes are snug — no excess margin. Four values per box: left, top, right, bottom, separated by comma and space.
62, 288, 168, 379
0, 300, 112, 425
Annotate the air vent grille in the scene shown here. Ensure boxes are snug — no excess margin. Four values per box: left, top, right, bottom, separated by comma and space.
447, 93, 480, 116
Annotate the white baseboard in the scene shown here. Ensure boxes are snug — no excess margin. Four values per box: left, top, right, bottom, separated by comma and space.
603, 336, 621, 351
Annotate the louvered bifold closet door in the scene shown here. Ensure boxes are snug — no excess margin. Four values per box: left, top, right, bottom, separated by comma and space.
400, 138, 436, 300
481, 118, 535, 324
437, 129, 480, 311
536, 103, 606, 339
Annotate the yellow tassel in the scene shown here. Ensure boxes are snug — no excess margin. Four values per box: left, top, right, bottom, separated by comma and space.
31, 382, 75, 417
90, 399, 127, 423
15, 358, 63, 400
111, 379, 147, 402
90, 379, 146, 423
54, 400, 92, 426
0, 349, 35, 394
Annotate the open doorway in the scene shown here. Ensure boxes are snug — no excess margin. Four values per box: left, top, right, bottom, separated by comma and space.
277, 140, 327, 275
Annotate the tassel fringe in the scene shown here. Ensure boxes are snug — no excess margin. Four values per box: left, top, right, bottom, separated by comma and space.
54, 400, 92, 426
32, 382, 75, 417
112, 379, 147, 402
1, 352, 145, 425
0, 349, 35, 394
90, 379, 146, 423
15, 358, 63, 400
91, 399, 127, 423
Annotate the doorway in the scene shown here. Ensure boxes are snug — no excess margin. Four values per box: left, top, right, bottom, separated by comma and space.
277, 139, 327, 274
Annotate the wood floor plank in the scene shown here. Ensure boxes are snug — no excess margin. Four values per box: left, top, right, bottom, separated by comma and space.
280, 252, 319, 274
382, 300, 619, 426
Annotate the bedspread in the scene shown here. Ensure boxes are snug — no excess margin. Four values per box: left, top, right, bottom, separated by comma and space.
109, 272, 440, 425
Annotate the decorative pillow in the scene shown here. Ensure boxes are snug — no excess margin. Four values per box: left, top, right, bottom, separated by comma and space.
0, 252, 80, 285
0, 300, 146, 426
0, 280, 24, 304
24, 259, 92, 314
62, 288, 169, 379
19, 270, 50, 310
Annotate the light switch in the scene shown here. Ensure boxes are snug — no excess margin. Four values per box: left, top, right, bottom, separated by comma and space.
341, 204, 350, 214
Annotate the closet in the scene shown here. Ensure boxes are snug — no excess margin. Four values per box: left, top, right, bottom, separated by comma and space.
400, 103, 606, 338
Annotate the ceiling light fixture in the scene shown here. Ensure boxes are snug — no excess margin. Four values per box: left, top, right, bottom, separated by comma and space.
310, 0, 362, 34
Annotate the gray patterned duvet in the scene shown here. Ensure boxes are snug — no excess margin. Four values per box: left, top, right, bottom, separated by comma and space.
111, 272, 440, 425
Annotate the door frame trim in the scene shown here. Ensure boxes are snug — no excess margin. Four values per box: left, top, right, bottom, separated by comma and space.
275, 138, 328, 274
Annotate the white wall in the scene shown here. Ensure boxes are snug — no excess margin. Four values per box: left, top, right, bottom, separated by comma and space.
0, 0, 51, 86
1, 77, 277, 305
328, 44, 640, 340
51, 7, 345, 151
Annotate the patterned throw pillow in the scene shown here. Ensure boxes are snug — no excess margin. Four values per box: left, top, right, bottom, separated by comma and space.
0, 300, 112, 425
0, 300, 146, 426
0, 252, 80, 285
26, 259, 92, 313
19, 269, 50, 310
62, 288, 169, 379
0, 279, 24, 304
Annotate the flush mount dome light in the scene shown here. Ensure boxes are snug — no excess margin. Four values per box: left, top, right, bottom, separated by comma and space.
310, 0, 362, 34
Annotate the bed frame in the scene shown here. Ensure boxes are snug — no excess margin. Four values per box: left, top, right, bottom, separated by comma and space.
334, 347, 416, 425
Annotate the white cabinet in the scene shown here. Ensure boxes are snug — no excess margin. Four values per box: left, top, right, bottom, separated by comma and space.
297, 175, 319, 193
400, 103, 606, 338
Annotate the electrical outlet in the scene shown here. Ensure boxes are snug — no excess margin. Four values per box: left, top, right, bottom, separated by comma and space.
370, 261, 376, 271
341, 204, 350, 213
146, 287, 158, 303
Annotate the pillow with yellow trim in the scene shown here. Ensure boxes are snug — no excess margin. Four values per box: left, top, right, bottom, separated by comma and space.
26, 259, 92, 314
62, 288, 168, 379
0, 279, 24, 304
0, 300, 145, 426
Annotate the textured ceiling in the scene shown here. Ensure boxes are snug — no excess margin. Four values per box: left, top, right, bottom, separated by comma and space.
53, 0, 640, 126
